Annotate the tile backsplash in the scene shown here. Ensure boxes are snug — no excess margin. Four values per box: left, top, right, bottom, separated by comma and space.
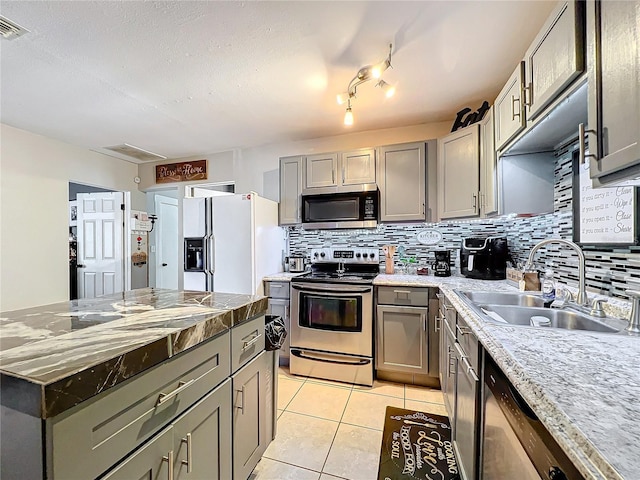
288, 144, 639, 300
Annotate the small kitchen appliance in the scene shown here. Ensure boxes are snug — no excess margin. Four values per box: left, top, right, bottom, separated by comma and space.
433, 250, 451, 277
460, 236, 508, 280
289, 247, 379, 386
288, 256, 305, 273
301, 190, 379, 229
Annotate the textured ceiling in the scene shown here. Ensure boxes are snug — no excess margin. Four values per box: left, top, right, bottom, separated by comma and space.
0, 1, 556, 162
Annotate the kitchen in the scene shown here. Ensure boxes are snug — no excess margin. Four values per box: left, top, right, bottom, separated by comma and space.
1, 1, 640, 480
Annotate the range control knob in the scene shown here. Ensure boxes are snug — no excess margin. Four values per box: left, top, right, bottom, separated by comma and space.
320, 252, 326, 258
548, 467, 567, 480
369, 253, 376, 258
314, 252, 319, 257
355, 253, 361, 258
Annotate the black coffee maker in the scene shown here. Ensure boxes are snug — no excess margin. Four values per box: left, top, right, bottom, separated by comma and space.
433, 251, 451, 277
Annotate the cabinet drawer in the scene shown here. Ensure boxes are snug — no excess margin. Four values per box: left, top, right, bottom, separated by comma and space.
265, 281, 290, 299
438, 293, 457, 332
231, 315, 265, 373
456, 315, 479, 372
49, 332, 231, 480
378, 286, 429, 306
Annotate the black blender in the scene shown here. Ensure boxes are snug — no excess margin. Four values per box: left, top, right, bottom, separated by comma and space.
433, 251, 451, 277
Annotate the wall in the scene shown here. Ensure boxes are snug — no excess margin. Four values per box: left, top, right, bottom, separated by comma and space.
0, 123, 145, 311
135, 122, 452, 200
289, 144, 640, 300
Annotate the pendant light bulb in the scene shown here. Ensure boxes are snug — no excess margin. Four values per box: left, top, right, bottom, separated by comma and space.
344, 102, 354, 126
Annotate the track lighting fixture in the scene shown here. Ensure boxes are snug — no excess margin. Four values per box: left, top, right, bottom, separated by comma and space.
337, 44, 395, 125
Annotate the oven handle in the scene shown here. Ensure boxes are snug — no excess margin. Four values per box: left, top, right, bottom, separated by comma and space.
291, 284, 372, 294
290, 349, 371, 366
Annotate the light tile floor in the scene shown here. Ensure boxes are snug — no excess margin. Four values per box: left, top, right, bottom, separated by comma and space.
249, 367, 448, 480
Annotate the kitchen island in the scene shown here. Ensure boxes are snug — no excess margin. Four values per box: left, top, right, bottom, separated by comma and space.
374, 274, 638, 480
0, 288, 269, 480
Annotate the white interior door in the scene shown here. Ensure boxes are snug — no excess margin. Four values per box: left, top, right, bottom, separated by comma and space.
155, 195, 179, 290
77, 192, 124, 299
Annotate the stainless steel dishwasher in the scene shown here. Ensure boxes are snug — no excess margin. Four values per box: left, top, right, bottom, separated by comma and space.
481, 355, 583, 480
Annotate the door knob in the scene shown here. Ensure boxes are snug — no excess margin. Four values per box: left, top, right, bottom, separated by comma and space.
162, 263, 168, 266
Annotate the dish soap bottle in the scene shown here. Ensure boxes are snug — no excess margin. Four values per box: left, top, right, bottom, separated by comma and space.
541, 268, 556, 306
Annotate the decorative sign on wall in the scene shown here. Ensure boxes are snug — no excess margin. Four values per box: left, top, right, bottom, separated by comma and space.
416, 229, 443, 245
155, 160, 207, 184
451, 101, 490, 132
573, 152, 639, 245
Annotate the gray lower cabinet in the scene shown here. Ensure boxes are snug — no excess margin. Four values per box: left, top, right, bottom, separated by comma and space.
376, 305, 428, 374
441, 320, 457, 421
103, 380, 232, 480
453, 343, 480, 480
586, 0, 640, 187
377, 142, 426, 222
232, 350, 268, 480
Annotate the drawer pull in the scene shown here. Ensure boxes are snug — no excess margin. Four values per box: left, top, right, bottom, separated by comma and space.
393, 289, 412, 295
236, 387, 245, 412
162, 450, 174, 480
156, 379, 195, 407
435, 316, 442, 332
271, 283, 284, 288
456, 325, 471, 336
436, 293, 444, 300
243, 333, 262, 349
181, 433, 193, 473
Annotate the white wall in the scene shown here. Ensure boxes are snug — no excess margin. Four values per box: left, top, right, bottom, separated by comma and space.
0, 123, 145, 311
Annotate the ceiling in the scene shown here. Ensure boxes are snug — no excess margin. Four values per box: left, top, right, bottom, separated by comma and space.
0, 1, 556, 162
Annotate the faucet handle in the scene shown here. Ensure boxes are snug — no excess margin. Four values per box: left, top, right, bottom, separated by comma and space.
625, 290, 640, 334
590, 298, 607, 318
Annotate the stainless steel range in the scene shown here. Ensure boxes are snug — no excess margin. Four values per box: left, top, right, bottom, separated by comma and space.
289, 247, 379, 386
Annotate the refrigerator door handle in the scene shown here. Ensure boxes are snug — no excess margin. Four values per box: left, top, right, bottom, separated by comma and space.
208, 235, 215, 273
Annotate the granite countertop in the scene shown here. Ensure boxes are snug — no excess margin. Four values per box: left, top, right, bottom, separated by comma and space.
375, 274, 637, 479
263, 271, 308, 281
0, 288, 267, 418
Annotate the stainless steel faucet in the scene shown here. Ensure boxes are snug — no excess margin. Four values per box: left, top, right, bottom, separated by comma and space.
626, 290, 640, 334
524, 239, 589, 306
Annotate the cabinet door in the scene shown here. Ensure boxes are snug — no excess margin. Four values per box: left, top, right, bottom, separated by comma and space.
377, 142, 426, 222
525, 0, 585, 120
438, 125, 480, 219
340, 148, 376, 185
479, 106, 498, 217
442, 322, 457, 423
495, 62, 525, 150
453, 344, 479, 480
232, 351, 267, 480
376, 305, 428, 375
305, 153, 338, 189
587, 0, 640, 185
279, 156, 303, 225
268, 298, 290, 362
172, 380, 232, 480
102, 427, 173, 480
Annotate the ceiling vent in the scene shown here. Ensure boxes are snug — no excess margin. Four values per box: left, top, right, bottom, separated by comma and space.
0, 16, 29, 40
103, 144, 167, 162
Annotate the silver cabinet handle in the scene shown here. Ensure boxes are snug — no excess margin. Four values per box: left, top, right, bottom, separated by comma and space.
285, 304, 290, 319
236, 386, 245, 412
578, 123, 597, 164
162, 450, 174, 480
422, 202, 425, 216
393, 289, 412, 295
422, 313, 427, 332
156, 380, 195, 407
461, 356, 479, 382
435, 316, 442, 332
332, 169, 335, 184
456, 324, 470, 336
342, 167, 345, 183
270, 283, 284, 289
181, 433, 193, 473
523, 82, 532, 107
447, 347, 455, 378
511, 95, 521, 120
472, 193, 477, 212
243, 332, 262, 349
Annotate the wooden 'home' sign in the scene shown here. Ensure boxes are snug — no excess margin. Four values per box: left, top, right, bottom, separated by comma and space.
155, 160, 207, 184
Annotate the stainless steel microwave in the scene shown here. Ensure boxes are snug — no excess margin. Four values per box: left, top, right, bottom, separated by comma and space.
301, 190, 378, 229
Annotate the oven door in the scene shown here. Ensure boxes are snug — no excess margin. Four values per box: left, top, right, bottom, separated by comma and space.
290, 282, 373, 356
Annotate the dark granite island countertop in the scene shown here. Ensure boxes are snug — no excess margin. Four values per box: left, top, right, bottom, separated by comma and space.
0, 288, 267, 418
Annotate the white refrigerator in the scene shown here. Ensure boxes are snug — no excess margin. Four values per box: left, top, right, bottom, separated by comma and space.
183, 193, 284, 295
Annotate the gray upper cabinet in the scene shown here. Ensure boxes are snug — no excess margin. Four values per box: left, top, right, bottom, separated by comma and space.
438, 125, 480, 219
524, 0, 585, 121
479, 106, 498, 217
340, 148, 376, 185
586, 0, 640, 187
304, 153, 339, 189
377, 142, 426, 222
495, 62, 525, 150
279, 156, 303, 225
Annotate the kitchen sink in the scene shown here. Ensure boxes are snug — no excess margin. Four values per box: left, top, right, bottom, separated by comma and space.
461, 291, 546, 308
478, 305, 620, 333
456, 290, 624, 333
